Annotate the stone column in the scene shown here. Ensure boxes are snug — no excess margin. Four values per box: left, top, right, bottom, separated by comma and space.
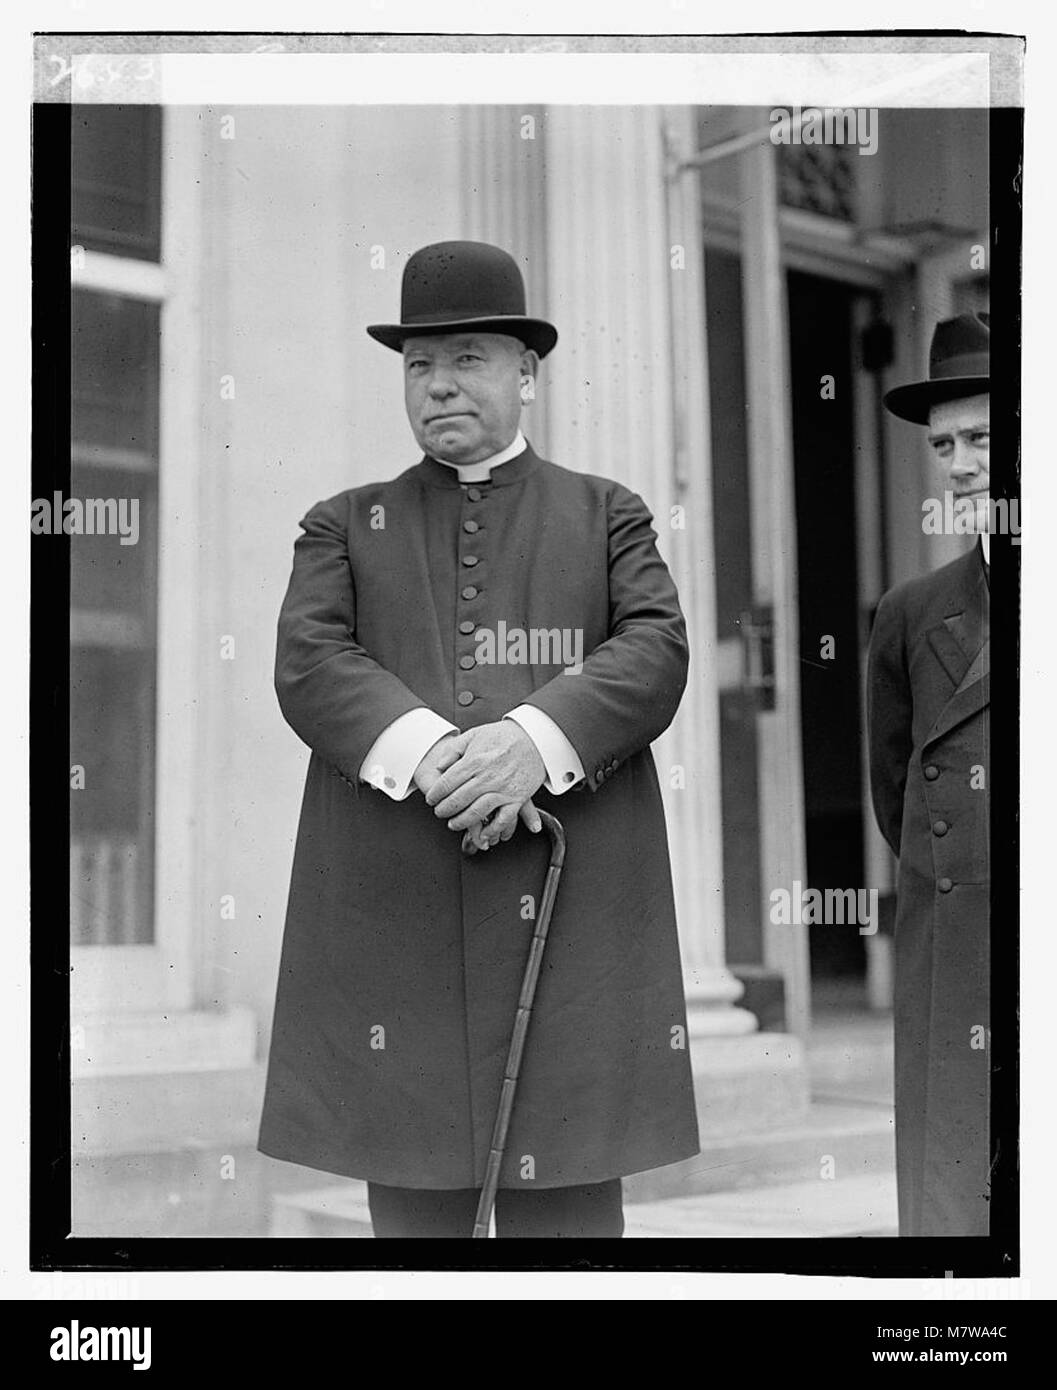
459, 104, 552, 451
737, 124, 813, 1038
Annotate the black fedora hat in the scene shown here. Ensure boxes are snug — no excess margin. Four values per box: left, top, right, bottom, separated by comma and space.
367, 240, 558, 359
883, 311, 989, 425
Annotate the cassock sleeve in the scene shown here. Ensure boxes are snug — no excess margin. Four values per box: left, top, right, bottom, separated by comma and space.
275, 494, 430, 784
516, 483, 689, 792
866, 588, 913, 856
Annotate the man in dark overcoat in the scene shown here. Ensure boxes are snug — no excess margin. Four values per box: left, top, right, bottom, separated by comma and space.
257, 241, 700, 1237
868, 312, 992, 1236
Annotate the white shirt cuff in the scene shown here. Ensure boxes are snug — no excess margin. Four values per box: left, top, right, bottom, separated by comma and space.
504, 706, 585, 794
360, 708, 459, 800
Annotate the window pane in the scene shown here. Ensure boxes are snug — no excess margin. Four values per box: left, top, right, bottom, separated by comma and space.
778, 143, 857, 222
72, 290, 160, 459
69, 465, 155, 620
71, 105, 162, 261
70, 647, 156, 945
70, 286, 159, 949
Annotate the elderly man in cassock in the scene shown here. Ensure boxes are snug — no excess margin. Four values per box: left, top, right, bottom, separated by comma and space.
258, 241, 700, 1238
868, 311, 992, 1237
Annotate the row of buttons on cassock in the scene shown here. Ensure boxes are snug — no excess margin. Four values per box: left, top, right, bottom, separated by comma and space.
457, 486, 486, 706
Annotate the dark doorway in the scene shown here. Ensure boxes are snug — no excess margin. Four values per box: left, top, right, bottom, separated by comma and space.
787, 270, 869, 993
705, 247, 764, 977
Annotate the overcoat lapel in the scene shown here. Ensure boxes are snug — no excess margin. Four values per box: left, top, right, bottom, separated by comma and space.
924, 554, 990, 747
926, 623, 970, 686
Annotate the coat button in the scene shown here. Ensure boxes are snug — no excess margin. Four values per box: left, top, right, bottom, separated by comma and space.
937, 877, 953, 893
466, 487, 482, 502
463, 519, 479, 534
459, 654, 476, 670
461, 585, 478, 600
933, 820, 949, 836
462, 555, 479, 567
457, 691, 474, 706
459, 620, 475, 634
924, 764, 940, 781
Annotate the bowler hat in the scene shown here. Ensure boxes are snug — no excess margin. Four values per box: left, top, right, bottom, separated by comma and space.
367, 240, 558, 359
883, 311, 989, 425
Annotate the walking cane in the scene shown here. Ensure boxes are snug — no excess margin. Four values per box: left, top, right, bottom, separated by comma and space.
471, 809, 566, 1238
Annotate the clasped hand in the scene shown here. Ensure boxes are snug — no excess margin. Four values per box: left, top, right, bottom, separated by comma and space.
413, 721, 545, 852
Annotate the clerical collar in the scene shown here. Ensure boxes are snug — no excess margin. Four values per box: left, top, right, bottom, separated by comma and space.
980, 529, 990, 566
430, 429, 527, 482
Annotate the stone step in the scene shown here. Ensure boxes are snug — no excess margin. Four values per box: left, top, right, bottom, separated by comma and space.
623, 1172, 897, 1238
72, 1063, 266, 1156
271, 1181, 373, 1238
806, 1014, 895, 1104
268, 1170, 898, 1240
622, 1098, 894, 1203
73, 1143, 335, 1238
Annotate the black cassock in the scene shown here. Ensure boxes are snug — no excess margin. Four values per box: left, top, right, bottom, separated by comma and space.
258, 442, 700, 1189
868, 542, 990, 1235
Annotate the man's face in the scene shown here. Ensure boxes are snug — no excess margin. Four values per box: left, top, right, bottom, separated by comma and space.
403, 332, 537, 464
927, 392, 990, 532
